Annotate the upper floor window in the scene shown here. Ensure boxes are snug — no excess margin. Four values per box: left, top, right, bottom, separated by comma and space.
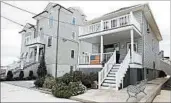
49, 15, 53, 27
111, 19, 117, 28
72, 17, 76, 25
48, 36, 52, 47
72, 32, 76, 39
104, 21, 109, 30
147, 24, 150, 33
71, 50, 74, 58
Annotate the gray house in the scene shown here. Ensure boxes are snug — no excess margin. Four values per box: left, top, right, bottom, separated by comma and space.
7, 3, 170, 90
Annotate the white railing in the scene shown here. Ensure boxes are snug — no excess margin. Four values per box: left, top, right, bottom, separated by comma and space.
79, 52, 113, 65
98, 51, 116, 88
115, 50, 130, 90
160, 59, 171, 75
79, 14, 140, 36
79, 22, 101, 35
132, 51, 142, 64
79, 54, 90, 64
26, 36, 44, 45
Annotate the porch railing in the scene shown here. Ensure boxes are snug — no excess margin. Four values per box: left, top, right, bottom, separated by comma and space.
98, 50, 116, 88
115, 50, 130, 90
132, 51, 142, 65
79, 52, 113, 65
79, 14, 140, 36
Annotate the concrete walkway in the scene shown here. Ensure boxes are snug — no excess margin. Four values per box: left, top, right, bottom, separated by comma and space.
71, 77, 170, 102
1, 82, 78, 102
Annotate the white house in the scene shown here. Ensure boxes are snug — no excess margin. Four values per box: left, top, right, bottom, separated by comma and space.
6, 3, 170, 90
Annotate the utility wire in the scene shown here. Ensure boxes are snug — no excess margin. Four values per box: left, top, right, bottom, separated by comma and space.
1, 1, 83, 26
1, 15, 79, 44
1, 15, 24, 27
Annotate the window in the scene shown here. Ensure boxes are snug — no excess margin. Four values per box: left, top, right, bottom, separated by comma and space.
29, 51, 33, 58
104, 21, 109, 30
72, 17, 76, 25
147, 24, 150, 33
70, 66, 73, 74
71, 50, 74, 58
72, 32, 76, 39
48, 36, 52, 47
111, 19, 117, 28
49, 15, 53, 27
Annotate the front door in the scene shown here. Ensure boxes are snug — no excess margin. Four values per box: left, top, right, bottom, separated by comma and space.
127, 42, 138, 52
104, 43, 119, 53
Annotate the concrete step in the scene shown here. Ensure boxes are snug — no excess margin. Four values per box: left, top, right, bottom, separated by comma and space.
109, 71, 116, 74
112, 67, 119, 69
104, 79, 116, 83
100, 86, 116, 90
110, 69, 118, 72
106, 76, 116, 80
107, 74, 116, 77
101, 83, 116, 88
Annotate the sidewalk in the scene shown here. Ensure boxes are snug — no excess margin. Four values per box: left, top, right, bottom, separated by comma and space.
71, 77, 170, 102
1, 82, 79, 102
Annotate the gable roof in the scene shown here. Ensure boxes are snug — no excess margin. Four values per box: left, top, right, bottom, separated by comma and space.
19, 23, 36, 34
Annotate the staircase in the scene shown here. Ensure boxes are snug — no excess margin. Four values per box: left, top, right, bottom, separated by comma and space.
98, 50, 131, 90
101, 64, 120, 89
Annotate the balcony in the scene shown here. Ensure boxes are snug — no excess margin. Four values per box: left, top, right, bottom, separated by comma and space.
26, 36, 45, 46
79, 13, 141, 36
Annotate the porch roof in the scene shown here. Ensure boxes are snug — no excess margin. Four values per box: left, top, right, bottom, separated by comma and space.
79, 25, 141, 44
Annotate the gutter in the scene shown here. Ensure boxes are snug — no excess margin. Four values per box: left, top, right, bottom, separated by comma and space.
32, 11, 48, 19
55, 6, 61, 78
53, 4, 73, 14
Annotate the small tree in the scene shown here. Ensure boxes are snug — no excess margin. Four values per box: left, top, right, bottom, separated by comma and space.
6, 71, 13, 81
19, 71, 24, 80
37, 54, 47, 78
29, 70, 34, 77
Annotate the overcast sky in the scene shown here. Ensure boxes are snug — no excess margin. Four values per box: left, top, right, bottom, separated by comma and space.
1, 1, 170, 66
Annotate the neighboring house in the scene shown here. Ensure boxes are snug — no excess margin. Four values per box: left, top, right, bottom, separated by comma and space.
6, 3, 170, 90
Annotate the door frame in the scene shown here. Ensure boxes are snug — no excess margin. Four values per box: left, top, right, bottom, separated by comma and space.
126, 42, 138, 52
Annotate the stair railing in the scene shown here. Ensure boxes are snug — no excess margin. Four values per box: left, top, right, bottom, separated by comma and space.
116, 50, 130, 90
98, 50, 116, 88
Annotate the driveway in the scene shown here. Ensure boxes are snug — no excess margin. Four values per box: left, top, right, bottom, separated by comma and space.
1, 82, 79, 102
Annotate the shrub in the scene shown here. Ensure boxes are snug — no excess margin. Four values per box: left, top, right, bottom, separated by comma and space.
52, 81, 86, 98
43, 75, 56, 89
34, 77, 45, 87
89, 72, 98, 82
69, 82, 87, 96
72, 71, 83, 82
6, 71, 13, 81
19, 71, 24, 80
52, 82, 72, 98
37, 55, 47, 78
26, 70, 36, 80
61, 73, 73, 85
29, 70, 33, 77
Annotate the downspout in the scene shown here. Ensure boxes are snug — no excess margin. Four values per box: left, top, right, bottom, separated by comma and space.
142, 5, 146, 80
55, 6, 61, 78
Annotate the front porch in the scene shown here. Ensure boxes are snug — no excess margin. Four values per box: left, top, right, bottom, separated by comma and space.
79, 28, 142, 68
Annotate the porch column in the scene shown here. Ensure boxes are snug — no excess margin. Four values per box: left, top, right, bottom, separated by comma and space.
130, 29, 134, 63
36, 45, 40, 62
100, 20, 104, 31
100, 35, 104, 63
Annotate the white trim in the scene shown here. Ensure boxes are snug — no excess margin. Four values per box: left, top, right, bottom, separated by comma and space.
78, 65, 102, 68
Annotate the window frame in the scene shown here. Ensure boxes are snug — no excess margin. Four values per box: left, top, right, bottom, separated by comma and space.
72, 17, 76, 25
48, 36, 52, 47
71, 50, 74, 58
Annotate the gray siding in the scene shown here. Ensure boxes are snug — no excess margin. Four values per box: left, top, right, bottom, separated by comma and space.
142, 12, 160, 70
